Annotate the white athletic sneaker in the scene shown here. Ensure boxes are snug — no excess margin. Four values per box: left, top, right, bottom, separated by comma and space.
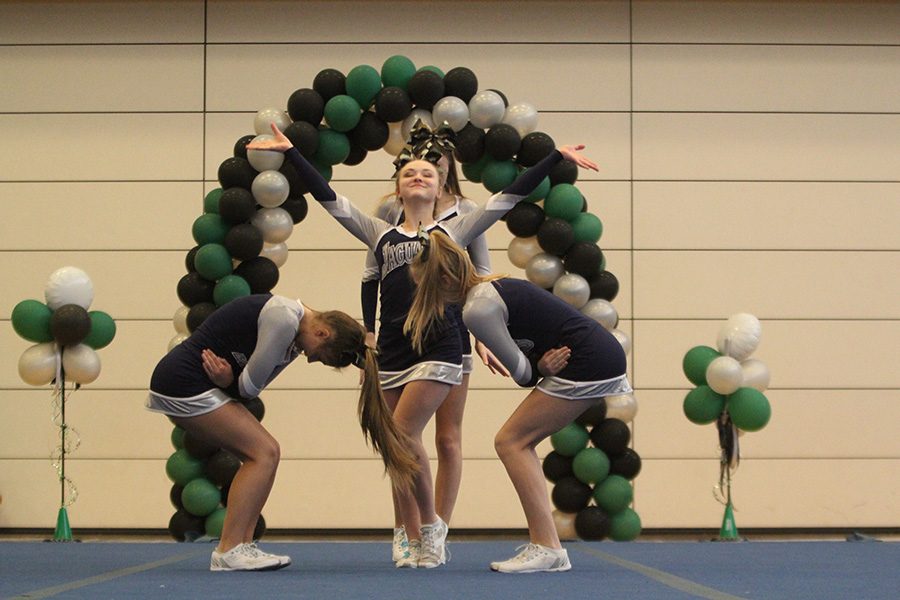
246, 542, 292, 567
395, 539, 421, 568
418, 518, 449, 568
490, 543, 572, 573
392, 526, 409, 562
210, 543, 286, 572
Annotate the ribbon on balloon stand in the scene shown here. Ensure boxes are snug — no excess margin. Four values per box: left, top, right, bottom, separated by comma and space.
713, 411, 742, 542
49, 354, 81, 542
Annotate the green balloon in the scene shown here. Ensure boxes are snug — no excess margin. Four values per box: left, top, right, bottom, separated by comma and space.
171, 426, 185, 450
418, 65, 444, 78
461, 154, 491, 183
609, 507, 642, 541
205, 507, 227, 538
182, 477, 222, 517
572, 212, 603, 243
525, 176, 551, 202
346, 64, 382, 107
192, 213, 230, 245
545, 183, 584, 221
194, 243, 233, 281
166, 449, 205, 486
82, 310, 116, 349
593, 475, 633, 513
572, 447, 610, 485
381, 54, 416, 89
481, 160, 519, 193
682, 345, 721, 386
727, 387, 771, 432
550, 422, 589, 457
314, 128, 351, 165
214, 274, 251, 307
204, 188, 223, 214
683, 385, 726, 425
11, 299, 53, 343
324, 94, 362, 132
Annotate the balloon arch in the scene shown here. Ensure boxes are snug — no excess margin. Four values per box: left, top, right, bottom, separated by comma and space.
165, 55, 641, 542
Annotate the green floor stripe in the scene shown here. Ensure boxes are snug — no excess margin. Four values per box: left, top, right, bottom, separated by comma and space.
574, 544, 746, 600
10, 549, 207, 599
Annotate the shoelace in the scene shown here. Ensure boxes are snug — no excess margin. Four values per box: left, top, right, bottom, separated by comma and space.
509, 543, 543, 563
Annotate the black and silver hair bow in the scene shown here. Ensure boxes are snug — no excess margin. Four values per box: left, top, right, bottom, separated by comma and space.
416, 222, 431, 261
393, 119, 457, 172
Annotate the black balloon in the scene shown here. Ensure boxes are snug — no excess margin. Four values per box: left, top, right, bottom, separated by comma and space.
443, 67, 478, 103
283, 120, 319, 158
590, 418, 631, 455
184, 246, 200, 273
589, 270, 619, 301
609, 448, 642, 480
484, 123, 521, 161
281, 196, 309, 224
349, 112, 389, 151
575, 506, 611, 541
51, 304, 92, 346
168, 509, 205, 542
206, 449, 241, 487
505, 202, 545, 238
233, 134, 256, 160
343, 142, 368, 166
551, 476, 592, 513
218, 188, 256, 225
169, 484, 185, 510
407, 70, 445, 110
517, 131, 556, 167
234, 257, 279, 294
454, 123, 485, 164
287, 88, 325, 124
564, 242, 604, 280
183, 430, 220, 459
537, 217, 574, 256
374, 86, 412, 123
217, 157, 257, 191
549, 159, 579, 186
186, 302, 217, 332
242, 396, 266, 422
177, 272, 215, 306
575, 399, 607, 427
542, 451, 574, 483
312, 68, 346, 102
224, 224, 264, 261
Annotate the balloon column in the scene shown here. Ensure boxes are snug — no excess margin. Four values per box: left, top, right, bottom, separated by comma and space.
681, 313, 772, 540
10, 266, 117, 541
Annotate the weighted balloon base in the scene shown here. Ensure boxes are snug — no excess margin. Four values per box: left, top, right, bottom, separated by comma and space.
44, 507, 80, 543
712, 502, 746, 542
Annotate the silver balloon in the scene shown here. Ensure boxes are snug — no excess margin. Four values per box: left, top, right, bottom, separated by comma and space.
253, 107, 291, 135
431, 96, 470, 132
552, 509, 578, 541
716, 313, 762, 361
62, 344, 101, 385
581, 298, 618, 330
402, 108, 434, 140
507, 236, 542, 269
553, 273, 590, 309
706, 356, 743, 395
740, 358, 771, 391
501, 102, 538, 137
383, 121, 406, 155
251, 170, 290, 208
260, 242, 289, 267
610, 328, 631, 355
168, 333, 189, 352
173, 305, 190, 334
605, 393, 638, 423
468, 90, 506, 129
247, 134, 285, 171
525, 253, 564, 289
18, 342, 59, 386
251, 207, 294, 243
45, 267, 94, 310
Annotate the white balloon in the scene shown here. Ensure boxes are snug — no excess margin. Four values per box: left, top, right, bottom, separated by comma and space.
552, 509, 578, 541
581, 298, 618, 330
260, 242, 289, 267
605, 393, 638, 423
553, 273, 590, 309
18, 342, 59, 386
168, 333, 190, 352
706, 356, 743, 395
502, 102, 538, 137
45, 267, 94, 310
253, 107, 291, 135
717, 313, 762, 361
468, 90, 506, 129
247, 134, 285, 171
610, 328, 631, 355
431, 96, 470, 132
62, 344, 101, 384
741, 358, 771, 391
507, 236, 542, 269
525, 253, 564, 289
251, 170, 290, 208
383, 121, 406, 156
173, 305, 190, 334
251, 207, 294, 243
401, 109, 434, 140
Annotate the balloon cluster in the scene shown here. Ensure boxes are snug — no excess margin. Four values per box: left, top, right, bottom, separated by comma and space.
166, 400, 266, 541
682, 313, 772, 434
12, 267, 116, 386
543, 397, 642, 542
